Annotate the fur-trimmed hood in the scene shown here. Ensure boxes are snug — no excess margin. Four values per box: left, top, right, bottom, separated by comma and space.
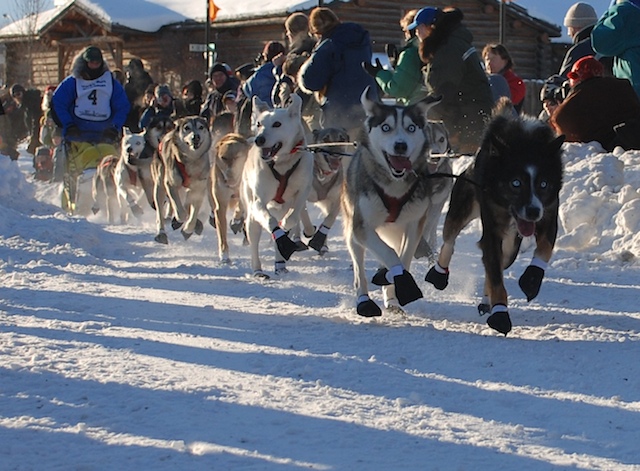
419, 8, 465, 64
71, 51, 110, 80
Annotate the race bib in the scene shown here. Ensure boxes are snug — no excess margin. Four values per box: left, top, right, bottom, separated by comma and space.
74, 71, 113, 122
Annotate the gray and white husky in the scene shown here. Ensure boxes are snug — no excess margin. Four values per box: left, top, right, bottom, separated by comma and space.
241, 94, 314, 279
341, 86, 442, 317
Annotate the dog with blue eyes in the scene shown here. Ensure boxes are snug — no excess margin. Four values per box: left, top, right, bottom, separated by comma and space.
425, 100, 565, 335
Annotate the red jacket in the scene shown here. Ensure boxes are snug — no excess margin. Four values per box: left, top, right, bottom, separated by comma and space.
502, 68, 525, 106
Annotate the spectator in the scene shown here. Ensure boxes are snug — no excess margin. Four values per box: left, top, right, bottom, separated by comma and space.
201, 62, 240, 125
538, 74, 567, 122
298, 7, 376, 137
285, 12, 316, 56
550, 56, 640, 150
482, 43, 526, 113
139, 84, 175, 129
559, 2, 612, 77
416, 7, 493, 154
366, 9, 428, 105
10, 83, 43, 154
124, 58, 154, 132
242, 41, 286, 107
0, 90, 19, 160
174, 80, 204, 118
591, 0, 640, 98
39, 85, 61, 149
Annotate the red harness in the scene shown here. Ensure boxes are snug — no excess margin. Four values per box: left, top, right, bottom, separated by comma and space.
268, 140, 304, 204
373, 181, 419, 223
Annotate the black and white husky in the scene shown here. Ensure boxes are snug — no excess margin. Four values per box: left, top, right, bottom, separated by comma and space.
341, 86, 442, 317
425, 103, 564, 335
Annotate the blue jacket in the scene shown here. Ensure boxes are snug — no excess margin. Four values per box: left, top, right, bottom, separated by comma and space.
242, 62, 277, 107
52, 54, 130, 142
299, 22, 376, 132
592, 0, 640, 97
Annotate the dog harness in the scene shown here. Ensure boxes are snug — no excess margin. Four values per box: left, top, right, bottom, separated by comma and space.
269, 158, 301, 204
175, 160, 191, 188
372, 180, 419, 223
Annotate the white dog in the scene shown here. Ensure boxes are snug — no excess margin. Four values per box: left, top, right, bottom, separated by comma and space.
241, 94, 313, 279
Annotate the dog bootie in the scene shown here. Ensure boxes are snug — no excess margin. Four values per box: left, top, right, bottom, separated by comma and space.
486, 305, 512, 335
394, 270, 423, 306
171, 217, 183, 231
308, 225, 330, 253
414, 237, 433, 260
131, 204, 143, 218
209, 212, 217, 228
371, 268, 392, 286
181, 229, 192, 240
519, 265, 545, 301
357, 296, 382, 318
425, 264, 449, 290
154, 232, 168, 245
230, 218, 243, 234
272, 227, 297, 260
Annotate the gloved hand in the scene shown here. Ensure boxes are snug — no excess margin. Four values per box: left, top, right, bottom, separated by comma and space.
102, 126, 120, 142
65, 124, 81, 138
362, 58, 384, 78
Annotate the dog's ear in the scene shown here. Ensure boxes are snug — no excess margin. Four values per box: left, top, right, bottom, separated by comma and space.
252, 96, 271, 115
360, 85, 381, 116
123, 127, 132, 137
287, 93, 302, 118
547, 135, 565, 154
413, 94, 443, 119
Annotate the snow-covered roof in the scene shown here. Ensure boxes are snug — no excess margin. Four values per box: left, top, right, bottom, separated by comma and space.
0, 0, 341, 35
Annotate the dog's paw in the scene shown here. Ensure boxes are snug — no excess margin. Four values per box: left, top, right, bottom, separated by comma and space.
425, 265, 449, 290
253, 270, 270, 280
194, 219, 204, 235
154, 233, 169, 244
275, 265, 289, 276
486, 308, 512, 336
230, 218, 243, 234
171, 218, 183, 231
371, 268, 391, 286
293, 239, 308, 252
308, 231, 327, 253
414, 237, 433, 260
181, 230, 192, 240
477, 303, 491, 316
518, 265, 544, 301
357, 299, 382, 318
394, 270, 423, 306
131, 204, 143, 218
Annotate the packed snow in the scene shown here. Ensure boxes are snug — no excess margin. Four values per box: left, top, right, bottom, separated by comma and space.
1, 138, 639, 470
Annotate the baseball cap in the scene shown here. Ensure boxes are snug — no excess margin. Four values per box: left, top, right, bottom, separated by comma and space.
407, 7, 439, 31
82, 46, 103, 63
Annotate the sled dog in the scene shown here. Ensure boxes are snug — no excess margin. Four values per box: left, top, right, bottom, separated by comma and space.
414, 120, 454, 261
210, 132, 250, 262
241, 94, 313, 279
152, 116, 212, 244
91, 130, 146, 224
341, 86, 442, 317
301, 127, 351, 254
425, 104, 564, 335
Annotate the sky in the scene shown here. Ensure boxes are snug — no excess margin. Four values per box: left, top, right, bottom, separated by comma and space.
1, 134, 640, 469
0, 0, 617, 36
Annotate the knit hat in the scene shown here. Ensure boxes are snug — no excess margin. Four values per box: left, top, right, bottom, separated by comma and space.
82, 46, 103, 63
155, 84, 173, 99
567, 56, 604, 82
10, 84, 25, 96
407, 7, 439, 31
563, 2, 597, 28
208, 62, 228, 78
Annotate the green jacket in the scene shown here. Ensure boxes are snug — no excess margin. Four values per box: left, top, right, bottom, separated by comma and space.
375, 37, 428, 105
591, 1, 640, 98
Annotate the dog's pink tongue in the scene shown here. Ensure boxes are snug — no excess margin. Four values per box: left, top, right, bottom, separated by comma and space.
389, 155, 412, 171
517, 218, 536, 237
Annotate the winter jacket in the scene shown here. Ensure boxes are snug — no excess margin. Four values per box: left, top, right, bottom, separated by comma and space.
298, 21, 376, 133
139, 102, 174, 130
502, 68, 525, 111
560, 25, 613, 78
420, 9, 493, 153
201, 76, 240, 122
52, 54, 130, 143
551, 76, 640, 150
592, 1, 640, 97
242, 62, 278, 107
375, 36, 428, 105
